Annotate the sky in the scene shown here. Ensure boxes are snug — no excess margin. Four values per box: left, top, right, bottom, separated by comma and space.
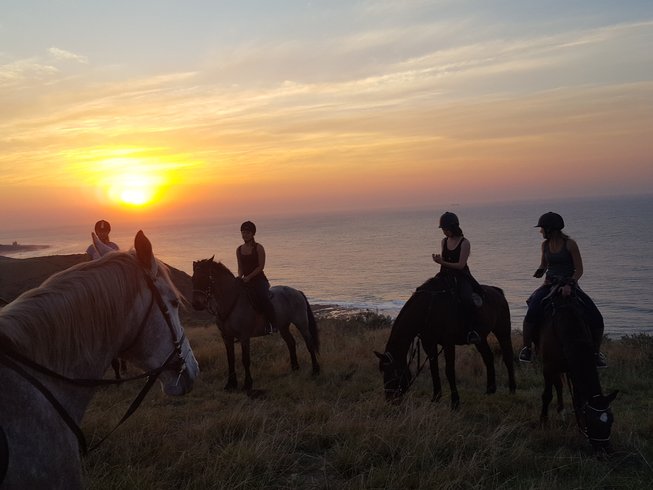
1, 0, 652, 230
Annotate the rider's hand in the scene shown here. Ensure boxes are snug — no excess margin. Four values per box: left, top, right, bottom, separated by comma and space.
561, 284, 572, 296
432, 253, 442, 264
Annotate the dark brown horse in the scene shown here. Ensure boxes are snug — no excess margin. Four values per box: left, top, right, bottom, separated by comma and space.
192, 258, 320, 391
538, 289, 617, 451
375, 276, 516, 409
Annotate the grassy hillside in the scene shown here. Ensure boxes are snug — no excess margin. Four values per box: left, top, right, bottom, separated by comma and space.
82, 313, 653, 489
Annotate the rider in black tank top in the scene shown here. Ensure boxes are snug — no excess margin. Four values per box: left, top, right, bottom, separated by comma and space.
432, 212, 483, 345
237, 221, 276, 332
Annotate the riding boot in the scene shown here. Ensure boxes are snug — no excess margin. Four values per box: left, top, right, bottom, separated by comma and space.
463, 308, 481, 345
264, 301, 277, 334
519, 321, 536, 362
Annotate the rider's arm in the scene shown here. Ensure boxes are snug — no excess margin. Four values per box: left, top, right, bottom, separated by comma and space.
533, 242, 547, 278
236, 246, 244, 277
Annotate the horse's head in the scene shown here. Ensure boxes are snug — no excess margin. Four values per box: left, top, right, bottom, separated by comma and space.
129, 231, 199, 396
584, 391, 618, 451
191, 257, 215, 311
374, 351, 412, 402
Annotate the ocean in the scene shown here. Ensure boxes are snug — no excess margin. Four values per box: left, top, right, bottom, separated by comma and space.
3, 195, 652, 338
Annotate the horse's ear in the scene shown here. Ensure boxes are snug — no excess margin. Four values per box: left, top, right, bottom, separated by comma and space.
92, 232, 115, 257
135, 230, 157, 275
373, 351, 384, 360
210, 255, 215, 262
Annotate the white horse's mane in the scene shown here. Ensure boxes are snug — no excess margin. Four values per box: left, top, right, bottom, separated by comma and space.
0, 250, 178, 372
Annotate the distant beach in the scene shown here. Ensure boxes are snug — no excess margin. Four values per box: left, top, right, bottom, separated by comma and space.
0, 242, 50, 255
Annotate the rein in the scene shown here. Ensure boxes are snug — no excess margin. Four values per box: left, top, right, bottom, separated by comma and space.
193, 264, 241, 322
386, 289, 447, 395
0, 267, 188, 455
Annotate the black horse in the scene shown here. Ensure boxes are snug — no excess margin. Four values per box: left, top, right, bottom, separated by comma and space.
375, 276, 516, 408
538, 288, 617, 451
192, 258, 320, 391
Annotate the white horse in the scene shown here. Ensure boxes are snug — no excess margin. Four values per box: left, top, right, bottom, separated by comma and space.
0, 231, 199, 489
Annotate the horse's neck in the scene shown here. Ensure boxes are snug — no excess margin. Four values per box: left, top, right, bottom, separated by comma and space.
212, 268, 241, 305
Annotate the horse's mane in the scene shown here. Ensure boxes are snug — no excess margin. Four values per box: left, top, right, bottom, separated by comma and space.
0, 251, 177, 373
197, 258, 235, 279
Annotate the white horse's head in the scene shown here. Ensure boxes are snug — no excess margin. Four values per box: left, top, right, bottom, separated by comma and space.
125, 231, 199, 395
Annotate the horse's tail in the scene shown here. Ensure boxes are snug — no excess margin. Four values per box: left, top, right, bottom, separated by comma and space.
300, 291, 320, 354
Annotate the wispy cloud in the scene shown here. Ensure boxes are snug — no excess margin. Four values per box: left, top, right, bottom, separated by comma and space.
48, 47, 88, 64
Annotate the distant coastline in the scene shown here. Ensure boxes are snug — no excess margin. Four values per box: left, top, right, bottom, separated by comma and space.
0, 242, 50, 255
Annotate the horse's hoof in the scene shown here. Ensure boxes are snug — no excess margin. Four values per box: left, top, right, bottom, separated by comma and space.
486, 385, 497, 395
291, 364, 300, 371
312, 367, 320, 376
432, 392, 442, 403
451, 399, 460, 411
224, 384, 237, 391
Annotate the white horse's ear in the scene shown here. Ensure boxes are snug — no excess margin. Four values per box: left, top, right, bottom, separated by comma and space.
92, 232, 115, 257
135, 230, 157, 276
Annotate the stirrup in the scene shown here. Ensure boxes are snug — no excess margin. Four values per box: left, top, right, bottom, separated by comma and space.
595, 352, 608, 369
467, 330, 481, 345
519, 346, 533, 363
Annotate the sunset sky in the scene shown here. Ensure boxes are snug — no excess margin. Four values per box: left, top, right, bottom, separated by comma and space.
1, 1, 652, 230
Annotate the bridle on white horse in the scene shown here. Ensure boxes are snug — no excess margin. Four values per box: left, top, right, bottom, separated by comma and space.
0, 267, 188, 455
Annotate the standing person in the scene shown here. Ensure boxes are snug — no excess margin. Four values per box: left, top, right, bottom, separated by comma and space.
86, 219, 119, 259
237, 220, 276, 333
432, 212, 482, 344
519, 212, 607, 367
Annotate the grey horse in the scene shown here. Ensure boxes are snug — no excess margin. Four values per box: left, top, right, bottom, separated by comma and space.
0, 231, 199, 489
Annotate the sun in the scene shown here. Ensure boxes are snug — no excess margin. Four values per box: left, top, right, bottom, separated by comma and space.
108, 173, 157, 207
99, 164, 164, 208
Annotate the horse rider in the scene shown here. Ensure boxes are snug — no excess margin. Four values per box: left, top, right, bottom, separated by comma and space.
86, 219, 119, 260
519, 212, 607, 368
237, 220, 277, 333
432, 212, 482, 344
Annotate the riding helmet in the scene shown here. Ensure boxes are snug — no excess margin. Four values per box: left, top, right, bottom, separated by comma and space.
535, 212, 564, 231
438, 212, 459, 230
240, 221, 257, 234
94, 220, 111, 233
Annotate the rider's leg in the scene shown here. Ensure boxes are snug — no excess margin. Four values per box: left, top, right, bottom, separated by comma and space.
577, 287, 607, 368
520, 286, 547, 362
459, 279, 481, 344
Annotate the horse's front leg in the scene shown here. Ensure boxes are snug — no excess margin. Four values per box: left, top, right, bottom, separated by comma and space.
474, 339, 496, 394
444, 344, 459, 410
240, 337, 253, 391
540, 373, 554, 425
222, 334, 238, 391
424, 344, 442, 402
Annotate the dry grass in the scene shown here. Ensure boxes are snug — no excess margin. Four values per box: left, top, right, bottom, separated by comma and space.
82, 315, 653, 489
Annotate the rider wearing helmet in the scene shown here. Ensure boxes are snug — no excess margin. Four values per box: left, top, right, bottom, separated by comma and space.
519, 212, 606, 367
86, 219, 119, 259
237, 220, 276, 333
432, 212, 482, 345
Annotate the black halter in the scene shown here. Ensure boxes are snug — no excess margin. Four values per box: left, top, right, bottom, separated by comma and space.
0, 266, 188, 455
